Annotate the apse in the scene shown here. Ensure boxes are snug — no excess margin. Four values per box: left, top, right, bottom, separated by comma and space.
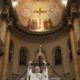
11, 0, 68, 32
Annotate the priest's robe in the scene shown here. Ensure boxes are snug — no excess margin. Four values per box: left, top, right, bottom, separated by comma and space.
27, 67, 48, 80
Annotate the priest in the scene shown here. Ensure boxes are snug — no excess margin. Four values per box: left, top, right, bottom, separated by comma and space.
27, 60, 48, 80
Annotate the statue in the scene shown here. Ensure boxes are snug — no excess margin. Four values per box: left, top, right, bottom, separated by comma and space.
47, 19, 52, 28
43, 19, 48, 29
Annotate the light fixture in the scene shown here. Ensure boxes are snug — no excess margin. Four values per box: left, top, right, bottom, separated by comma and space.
11, 0, 18, 8
62, 0, 68, 7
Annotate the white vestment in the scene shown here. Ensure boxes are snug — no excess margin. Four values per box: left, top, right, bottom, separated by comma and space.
27, 67, 48, 80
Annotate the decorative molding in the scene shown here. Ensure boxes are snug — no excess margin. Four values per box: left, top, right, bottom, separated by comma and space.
9, 23, 70, 43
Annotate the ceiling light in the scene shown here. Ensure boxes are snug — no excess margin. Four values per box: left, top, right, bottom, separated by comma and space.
62, 0, 68, 7
12, 0, 18, 8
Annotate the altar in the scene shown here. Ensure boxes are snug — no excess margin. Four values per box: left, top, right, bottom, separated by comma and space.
27, 46, 49, 80
17, 46, 63, 80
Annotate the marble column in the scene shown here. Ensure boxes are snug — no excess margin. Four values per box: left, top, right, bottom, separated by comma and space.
61, 41, 71, 80
70, 28, 80, 80
12, 43, 19, 80
0, 21, 7, 43
73, 18, 80, 41
1, 30, 11, 80
0, 20, 9, 80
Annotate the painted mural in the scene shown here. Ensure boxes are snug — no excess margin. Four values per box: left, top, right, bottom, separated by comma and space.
15, 0, 64, 32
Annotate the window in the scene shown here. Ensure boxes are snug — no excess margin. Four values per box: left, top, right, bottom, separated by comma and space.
54, 46, 62, 65
19, 47, 29, 66
9, 40, 14, 63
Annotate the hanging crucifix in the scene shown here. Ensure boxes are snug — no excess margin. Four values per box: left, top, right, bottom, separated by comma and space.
34, 8, 46, 29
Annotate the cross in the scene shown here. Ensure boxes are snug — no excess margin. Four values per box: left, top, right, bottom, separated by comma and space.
34, 8, 46, 28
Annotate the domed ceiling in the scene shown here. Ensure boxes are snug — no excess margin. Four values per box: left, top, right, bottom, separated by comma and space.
11, 0, 68, 32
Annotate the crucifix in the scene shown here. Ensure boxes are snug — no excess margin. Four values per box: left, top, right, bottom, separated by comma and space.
34, 8, 46, 28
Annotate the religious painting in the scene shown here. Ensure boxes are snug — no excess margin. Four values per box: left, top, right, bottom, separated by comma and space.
14, 0, 64, 32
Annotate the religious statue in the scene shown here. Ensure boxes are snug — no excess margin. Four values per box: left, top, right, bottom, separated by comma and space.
47, 19, 52, 29
34, 8, 46, 29
43, 19, 48, 29
33, 19, 38, 30
28, 19, 31, 28
43, 19, 52, 30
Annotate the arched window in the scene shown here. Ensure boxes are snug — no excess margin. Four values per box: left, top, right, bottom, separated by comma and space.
9, 40, 14, 63
19, 47, 29, 66
54, 46, 62, 65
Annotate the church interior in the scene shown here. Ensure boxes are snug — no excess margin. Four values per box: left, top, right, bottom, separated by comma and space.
0, 0, 80, 80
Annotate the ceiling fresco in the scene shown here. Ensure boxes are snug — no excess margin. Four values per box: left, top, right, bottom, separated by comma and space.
11, 0, 68, 32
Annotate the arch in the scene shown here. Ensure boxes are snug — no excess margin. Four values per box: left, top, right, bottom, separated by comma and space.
19, 47, 29, 66
53, 46, 62, 65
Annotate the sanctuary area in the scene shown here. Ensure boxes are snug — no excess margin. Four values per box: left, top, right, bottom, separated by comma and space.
0, 0, 80, 80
